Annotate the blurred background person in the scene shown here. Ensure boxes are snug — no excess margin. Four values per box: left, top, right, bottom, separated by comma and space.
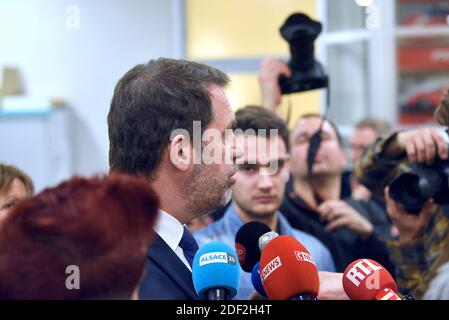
349, 118, 393, 201
354, 89, 449, 299
282, 114, 393, 272
349, 118, 393, 165
0, 163, 34, 221
0, 173, 159, 299
258, 58, 394, 272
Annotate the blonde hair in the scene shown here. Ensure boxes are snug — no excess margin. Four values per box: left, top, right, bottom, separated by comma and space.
0, 163, 34, 196
435, 89, 449, 127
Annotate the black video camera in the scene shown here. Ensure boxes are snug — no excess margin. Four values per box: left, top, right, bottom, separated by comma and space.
279, 13, 328, 94
388, 157, 449, 214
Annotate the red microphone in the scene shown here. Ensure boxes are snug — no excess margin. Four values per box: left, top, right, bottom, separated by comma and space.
342, 259, 401, 300
259, 235, 319, 300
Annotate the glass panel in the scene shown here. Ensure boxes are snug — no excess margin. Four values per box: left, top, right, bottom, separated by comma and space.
397, 37, 449, 125
397, 0, 449, 27
326, 0, 366, 32
326, 41, 370, 125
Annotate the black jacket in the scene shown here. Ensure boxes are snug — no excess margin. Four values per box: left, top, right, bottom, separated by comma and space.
280, 176, 394, 273
139, 235, 199, 300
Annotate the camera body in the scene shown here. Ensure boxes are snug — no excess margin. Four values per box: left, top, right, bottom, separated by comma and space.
279, 13, 328, 94
388, 157, 449, 214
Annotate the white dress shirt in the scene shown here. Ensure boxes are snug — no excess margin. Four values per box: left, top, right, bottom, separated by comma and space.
154, 209, 192, 271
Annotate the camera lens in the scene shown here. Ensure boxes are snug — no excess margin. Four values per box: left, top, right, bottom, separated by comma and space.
389, 169, 442, 214
389, 173, 429, 214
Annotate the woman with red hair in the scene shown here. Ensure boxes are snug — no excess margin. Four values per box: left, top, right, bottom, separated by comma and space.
0, 173, 159, 299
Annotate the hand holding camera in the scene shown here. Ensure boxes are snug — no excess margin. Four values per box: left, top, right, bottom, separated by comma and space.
384, 128, 448, 164
258, 13, 328, 111
381, 128, 448, 243
258, 58, 292, 111
385, 128, 449, 215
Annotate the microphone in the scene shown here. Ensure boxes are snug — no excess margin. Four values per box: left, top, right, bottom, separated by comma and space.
251, 262, 268, 298
259, 235, 319, 300
258, 231, 279, 251
342, 258, 401, 300
235, 221, 272, 272
192, 241, 240, 300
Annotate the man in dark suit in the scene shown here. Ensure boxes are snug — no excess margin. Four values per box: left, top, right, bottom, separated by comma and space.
107, 58, 241, 299
108, 58, 351, 300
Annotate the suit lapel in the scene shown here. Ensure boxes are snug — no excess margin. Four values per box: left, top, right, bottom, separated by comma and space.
147, 234, 198, 300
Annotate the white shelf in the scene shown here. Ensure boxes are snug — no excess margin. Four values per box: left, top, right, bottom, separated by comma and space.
0, 107, 72, 192
396, 25, 449, 38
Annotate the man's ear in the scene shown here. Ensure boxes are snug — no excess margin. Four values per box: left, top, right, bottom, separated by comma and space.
169, 134, 191, 171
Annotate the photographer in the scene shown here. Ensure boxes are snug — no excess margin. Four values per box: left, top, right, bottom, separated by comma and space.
258, 57, 394, 272
354, 89, 449, 299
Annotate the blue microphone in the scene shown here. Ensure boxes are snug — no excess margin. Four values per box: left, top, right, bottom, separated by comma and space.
251, 262, 267, 298
192, 241, 240, 300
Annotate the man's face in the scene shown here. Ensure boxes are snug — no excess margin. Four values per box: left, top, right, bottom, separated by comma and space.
0, 178, 29, 222
231, 134, 289, 219
349, 127, 378, 164
184, 85, 241, 216
289, 116, 346, 178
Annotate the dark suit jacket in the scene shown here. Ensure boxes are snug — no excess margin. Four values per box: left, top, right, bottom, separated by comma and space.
138, 234, 199, 300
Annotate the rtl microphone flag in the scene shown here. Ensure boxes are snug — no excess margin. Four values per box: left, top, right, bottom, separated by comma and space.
259, 235, 319, 300
235, 221, 271, 272
342, 258, 401, 300
192, 241, 240, 300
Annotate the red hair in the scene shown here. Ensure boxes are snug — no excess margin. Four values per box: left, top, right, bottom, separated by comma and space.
0, 173, 159, 299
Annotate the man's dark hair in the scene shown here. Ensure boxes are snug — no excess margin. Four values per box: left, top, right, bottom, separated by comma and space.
108, 58, 230, 178
295, 113, 343, 146
234, 106, 290, 152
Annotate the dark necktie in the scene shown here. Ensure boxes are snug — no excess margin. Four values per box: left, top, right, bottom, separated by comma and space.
179, 226, 199, 268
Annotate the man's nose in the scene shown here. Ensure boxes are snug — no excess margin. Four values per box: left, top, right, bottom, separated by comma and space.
257, 170, 274, 190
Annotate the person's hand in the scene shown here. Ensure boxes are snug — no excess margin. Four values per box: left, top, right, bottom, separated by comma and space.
385, 128, 448, 163
318, 200, 373, 237
351, 182, 372, 201
258, 58, 291, 111
249, 291, 266, 300
317, 272, 349, 300
384, 187, 434, 243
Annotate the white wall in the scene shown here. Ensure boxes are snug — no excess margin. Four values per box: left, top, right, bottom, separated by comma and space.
0, 0, 174, 189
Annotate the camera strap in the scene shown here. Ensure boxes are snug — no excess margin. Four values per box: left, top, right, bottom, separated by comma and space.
307, 86, 331, 206
307, 86, 330, 178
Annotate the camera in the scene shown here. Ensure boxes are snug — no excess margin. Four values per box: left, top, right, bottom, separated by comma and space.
279, 13, 328, 94
388, 157, 449, 214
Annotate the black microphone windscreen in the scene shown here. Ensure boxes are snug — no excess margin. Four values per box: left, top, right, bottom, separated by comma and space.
235, 221, 272, 272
